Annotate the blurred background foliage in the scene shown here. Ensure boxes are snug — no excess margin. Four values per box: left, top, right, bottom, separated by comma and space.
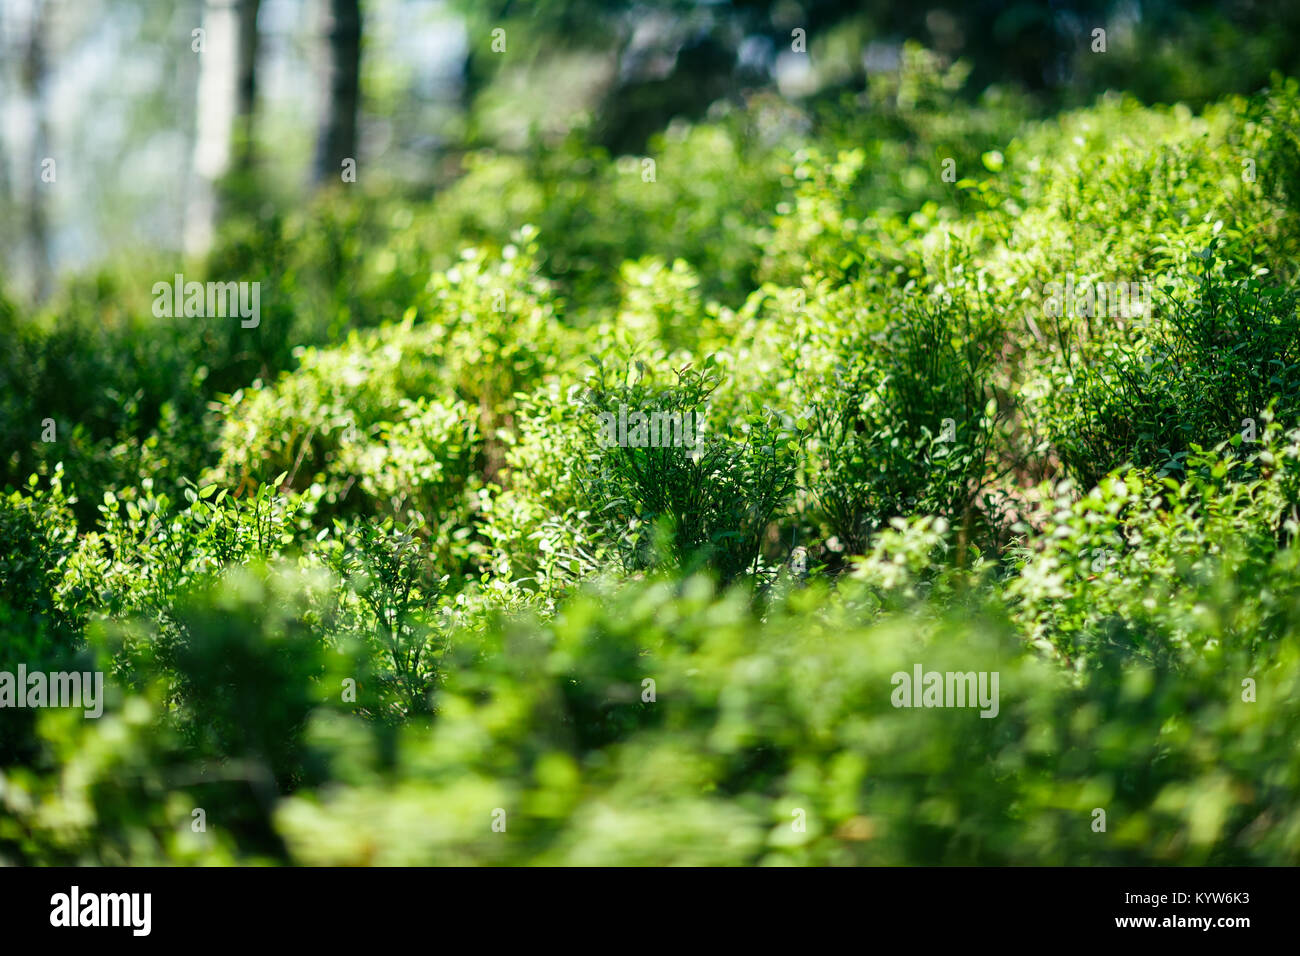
2, 0, 1300, 864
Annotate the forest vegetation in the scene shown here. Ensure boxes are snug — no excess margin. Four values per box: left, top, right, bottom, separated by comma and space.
2, 0, 1300, 865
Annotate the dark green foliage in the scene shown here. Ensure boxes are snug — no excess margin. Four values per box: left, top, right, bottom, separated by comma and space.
576, 358, 800, 584
1048, 261, 1300, 487
163, 566, 329, 789
808, 290, 1001, 555
0, 470, 85, 764
318, 518, 449, 721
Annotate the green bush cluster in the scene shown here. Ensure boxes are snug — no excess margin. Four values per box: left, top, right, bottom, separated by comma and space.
4, 55, 1300, 865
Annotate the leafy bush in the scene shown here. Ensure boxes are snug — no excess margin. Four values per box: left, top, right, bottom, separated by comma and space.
316, 518, 451, 721
575, 358, 801, 585
0, 469, 85, 764
7, 65, 1300, 867
1044, 261, 1300, 487
802, 288, 1002, 556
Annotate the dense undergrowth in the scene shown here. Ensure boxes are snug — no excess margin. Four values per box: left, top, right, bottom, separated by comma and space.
3, 52, 1300, 864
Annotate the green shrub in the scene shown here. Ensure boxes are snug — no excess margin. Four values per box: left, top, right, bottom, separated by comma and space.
575, 358, 801, 585
7, 66, 1300, 868
481, 381, 607, 599
1044, 261, 1300, 487
805, 289, 1002, 556
0, 469, 86, 764
316, 518, 451, 721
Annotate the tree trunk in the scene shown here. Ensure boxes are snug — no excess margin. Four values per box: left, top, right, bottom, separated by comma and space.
234, 0, 261, 169
312, 0, 362, 187
0, 13, 12, 215
22, 0, 53, 302
186, 0, 261, 256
